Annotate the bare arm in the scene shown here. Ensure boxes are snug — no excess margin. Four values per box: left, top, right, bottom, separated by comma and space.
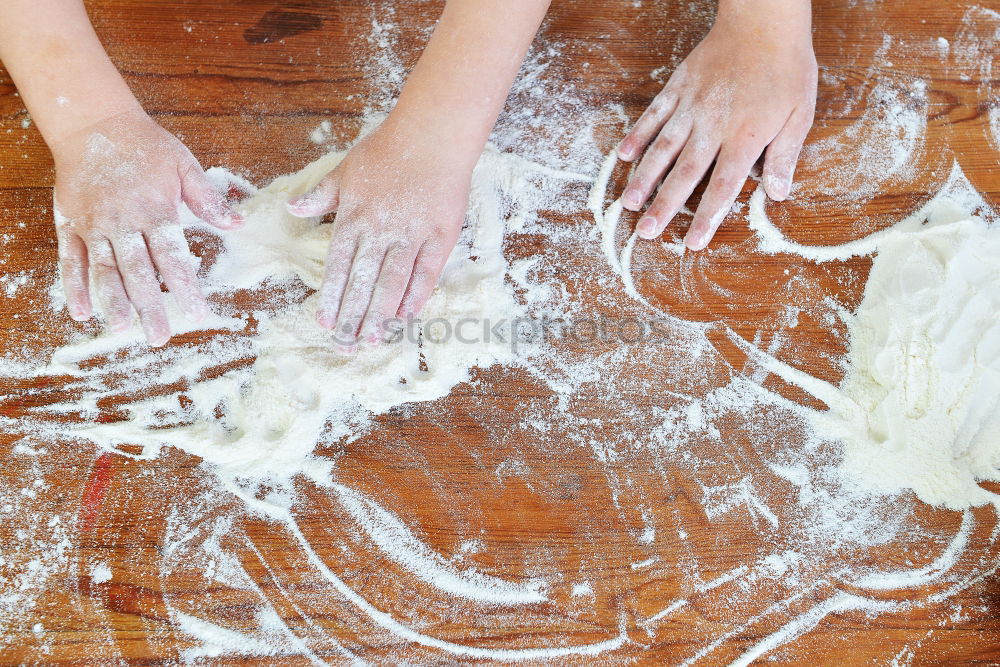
0, 0, 140, 145
618, 0, 817, 250
390, 0, 552, 170
288, 0, 551, 350
0, 1, 240, 345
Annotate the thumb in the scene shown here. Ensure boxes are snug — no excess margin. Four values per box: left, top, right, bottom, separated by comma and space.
286, 170, 341, 218
180, 160, 244, 230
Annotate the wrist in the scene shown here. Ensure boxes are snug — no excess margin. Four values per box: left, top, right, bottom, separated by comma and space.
382, 103, 487, 171
714, 0, 812, 36
42, 95, 144, 151
48, 105, 149, 166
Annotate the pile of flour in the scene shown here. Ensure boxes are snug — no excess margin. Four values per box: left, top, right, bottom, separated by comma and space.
827, 216, 1000, 509
592, 141, 1000, 511
735, 166, 1000, 510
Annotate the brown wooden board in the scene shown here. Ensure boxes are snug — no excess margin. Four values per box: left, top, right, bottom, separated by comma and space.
0, 0, 999, 664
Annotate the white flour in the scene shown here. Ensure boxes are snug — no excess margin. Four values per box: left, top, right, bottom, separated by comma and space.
37, 141, 592, 487
733, 165, 1000, 509
2, 3, 999, 662
827, 218, 1000, 509
8, 114, 998, 667
798, 77, 928, 203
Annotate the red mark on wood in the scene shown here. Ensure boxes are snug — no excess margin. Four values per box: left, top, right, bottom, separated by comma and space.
79, 453, 115, 534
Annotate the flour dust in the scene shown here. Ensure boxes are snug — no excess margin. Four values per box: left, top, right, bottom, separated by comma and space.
1, 5, 999, 666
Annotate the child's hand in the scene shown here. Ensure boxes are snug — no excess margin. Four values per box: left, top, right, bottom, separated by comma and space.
287, 121, 470, 349
52, 110, 242, 345
618, 0, 817, 250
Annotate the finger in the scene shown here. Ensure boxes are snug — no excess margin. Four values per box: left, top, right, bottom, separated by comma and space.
287, 169, 342, 218
685, 145, 760, 251
316, 227, 359, 329
332, 243, 389, 348
636, 135, 720, 240
86, 237, 133, 333
621, 117, 692, 211
358, 243, 420, 344
618, 89, 679, 162
145, 223, 210, 322
179, 159, 244, 230
57, 231, 92, 321
398, 241, 449, 319
762, 106, 815, 202
111, 233, 171, 346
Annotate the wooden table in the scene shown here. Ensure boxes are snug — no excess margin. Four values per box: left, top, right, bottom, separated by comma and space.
1, 0, 998, 664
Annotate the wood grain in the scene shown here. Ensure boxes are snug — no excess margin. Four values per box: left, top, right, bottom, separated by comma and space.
0, 0, 999, 664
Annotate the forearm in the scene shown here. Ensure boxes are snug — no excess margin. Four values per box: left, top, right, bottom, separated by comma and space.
387, 0, 551, 166
0, 0, 140, 148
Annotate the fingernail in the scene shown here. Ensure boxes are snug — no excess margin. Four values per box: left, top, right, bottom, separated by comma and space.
765, 174, 790, 201
147, 328, 170, 347
623, 190, 643, 210
684, 228, 709, 251
69, 305, 89, 322
617, 142, 633, 161
187, 299, 210, 323
636, 215, 660, 239
316, 310, 335, 329
286, 196, 315, 216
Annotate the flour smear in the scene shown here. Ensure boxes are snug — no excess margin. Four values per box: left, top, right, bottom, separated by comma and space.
2, 6, 1000, 665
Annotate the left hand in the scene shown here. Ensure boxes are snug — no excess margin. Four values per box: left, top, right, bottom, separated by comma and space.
617, 1, 818, 250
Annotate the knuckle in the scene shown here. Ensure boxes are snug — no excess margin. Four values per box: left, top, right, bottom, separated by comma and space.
135, 306, 156, 321
713, 173, 739, 194
385, 239, 412, 256
385, 266, 414, 287
674, 160, 701, 181
87, 243, 117, 268
647, 93, 671, 116
647, 197, 674, 219
91, 258, 116, 274
651, 133, 677, 154
118, 257, 147, 276
121, 260, 145, 277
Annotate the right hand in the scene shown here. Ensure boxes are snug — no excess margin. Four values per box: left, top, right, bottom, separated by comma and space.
287, 119, 473, 352
617, 0, 817, 250
51, 109, 243, 345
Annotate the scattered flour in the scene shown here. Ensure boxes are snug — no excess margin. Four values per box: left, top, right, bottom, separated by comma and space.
991, 105, 1000, 152
736, 164, 1000, 509
36, 140, 592, 487
308, 119, 332, 145
333, 482, 548, 605
2, 5, 999, 664
799, 77, 928, 203
89, 562, 112, 584
0, 271, 31, 298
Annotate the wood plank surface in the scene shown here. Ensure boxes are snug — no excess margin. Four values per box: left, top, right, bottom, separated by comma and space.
0, 0, 999, 664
